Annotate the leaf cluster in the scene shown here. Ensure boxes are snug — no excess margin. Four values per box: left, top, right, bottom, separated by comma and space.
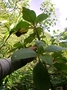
10, 7, 67, 90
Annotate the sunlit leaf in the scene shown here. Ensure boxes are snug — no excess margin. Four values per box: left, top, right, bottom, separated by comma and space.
14, 42, 23, 48
36, 13, 48, 23
33, 61, 50, 90
9, 20, 30, 35
15, 20, 30, 36
15, 20, 30, 30
23, 7, 36, 25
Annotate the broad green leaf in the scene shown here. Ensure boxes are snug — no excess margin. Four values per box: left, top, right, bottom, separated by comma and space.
35, 40, 45, 46
23, 7, 36, 24
11, 48, 37, 61
15, 28, 28, 37
15, 20, 30, 36
54, 63, 67, 70
35, 40, 45, 54
36, 13, 48, 23
38, 44, 44, 54
33, 61, 50, 90
44, 45, 67, 52
40, 54, 53, 65
15, 20, 30, 30
10, 20, 30, 34
14, 42, 23, 48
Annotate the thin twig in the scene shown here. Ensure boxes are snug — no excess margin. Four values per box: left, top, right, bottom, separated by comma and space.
34, 26, 40, 40
0, 34, 11, 49
50, 81, 55, 90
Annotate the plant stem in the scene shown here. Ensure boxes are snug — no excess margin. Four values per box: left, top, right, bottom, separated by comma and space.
50, 81, 55, 90
34, 26, 40, 40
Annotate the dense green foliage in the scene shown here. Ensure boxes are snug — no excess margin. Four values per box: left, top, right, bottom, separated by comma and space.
1, 0, 67, 90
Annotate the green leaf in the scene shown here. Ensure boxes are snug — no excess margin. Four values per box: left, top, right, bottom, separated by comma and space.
15, 20, 30, 36
35, 40, 45, 54
37, 27, 42, 35
15, 20, 30, 33
36, 13, 48, 23
23, 7, 36, 25
14, 42, 23, 49
33, 61, 50, 90
11, 48, 37, 61
54, 63, 67, 70
15, 20, 30, 30
24, 33, 35, 44
34, 27, 43, 35
40, 54, 53, 65
44, 45, 67, 52
10, 20, 30, 34
38, 45, 44, 55
35, 40, 45, 46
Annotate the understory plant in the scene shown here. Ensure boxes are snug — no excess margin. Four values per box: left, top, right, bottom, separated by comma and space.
1, 7, 67, 90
